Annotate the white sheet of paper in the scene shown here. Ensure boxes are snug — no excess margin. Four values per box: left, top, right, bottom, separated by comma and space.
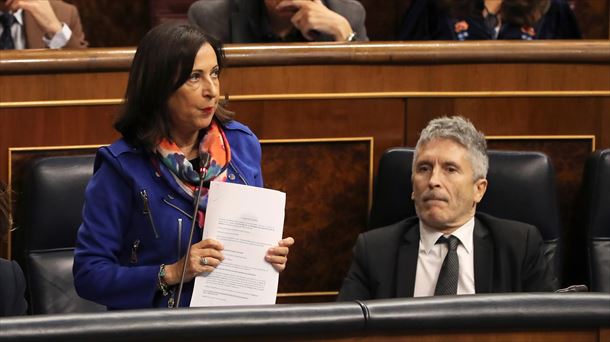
190, 181, 286, 307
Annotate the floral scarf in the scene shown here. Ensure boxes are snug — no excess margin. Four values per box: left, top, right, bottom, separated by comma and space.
156, 120, 231, 226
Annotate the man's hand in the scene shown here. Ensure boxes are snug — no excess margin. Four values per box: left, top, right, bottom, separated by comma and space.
276, 0, 353, 41
5, 0, 62, 37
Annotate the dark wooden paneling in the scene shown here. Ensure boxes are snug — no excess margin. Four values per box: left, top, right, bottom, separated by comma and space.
602, 110, 610, 148
405, 97, 608, 144
0, 106, 121, 183
573, 0, 610, 39
226, 99, 406, 176
149, 0, 198, 27
358, 0, 413, 41
222, 64, 610, 95
262, 140, 371, 294
65, 0, 150, 47
0, 72, 128, 101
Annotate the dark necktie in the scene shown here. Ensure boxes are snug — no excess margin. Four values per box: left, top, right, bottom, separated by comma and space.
0, 12, 16, 50
434, 235, 460, 295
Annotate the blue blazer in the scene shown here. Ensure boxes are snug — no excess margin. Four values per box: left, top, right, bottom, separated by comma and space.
73, 120, 263, 309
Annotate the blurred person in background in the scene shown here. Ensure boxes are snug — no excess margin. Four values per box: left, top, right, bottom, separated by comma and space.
398, 0, 581, 40
0, 0, 87, 49
188, 0, 368, 43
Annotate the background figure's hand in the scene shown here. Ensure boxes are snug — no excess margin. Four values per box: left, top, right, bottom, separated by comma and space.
276, 0, 353, 41
164, 239, 224, 285
266, 237, 295, 272
5, 0, 62, 37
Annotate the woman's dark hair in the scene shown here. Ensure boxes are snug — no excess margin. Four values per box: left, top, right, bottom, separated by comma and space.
114, 23, 234, 150
437, 0, 550, 26
0, 182, 10, 241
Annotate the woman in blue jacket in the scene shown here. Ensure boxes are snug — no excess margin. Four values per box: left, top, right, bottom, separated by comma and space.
73, 23, 294, 309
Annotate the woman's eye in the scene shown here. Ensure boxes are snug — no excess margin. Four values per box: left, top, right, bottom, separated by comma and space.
211, 68, 220, 78
189, 73, 201, 82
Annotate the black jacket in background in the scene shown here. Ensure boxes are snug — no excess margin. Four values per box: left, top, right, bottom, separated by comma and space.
0, 258, 27, 316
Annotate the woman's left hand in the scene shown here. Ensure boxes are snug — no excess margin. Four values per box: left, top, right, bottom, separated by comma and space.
265, 237, 295, 272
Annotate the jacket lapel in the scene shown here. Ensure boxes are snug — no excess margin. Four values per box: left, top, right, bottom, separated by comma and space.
474, 217, 493, 293
395, 222, 420, 297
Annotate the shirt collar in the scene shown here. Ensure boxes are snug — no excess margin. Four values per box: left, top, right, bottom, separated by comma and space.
3, 9, 24, 25
419, 216, 475, 254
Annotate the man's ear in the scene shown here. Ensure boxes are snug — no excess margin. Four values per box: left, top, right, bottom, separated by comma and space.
473, 178, 488, 204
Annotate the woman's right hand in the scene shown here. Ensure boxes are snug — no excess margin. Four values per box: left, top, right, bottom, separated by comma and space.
163, 238, 224, 285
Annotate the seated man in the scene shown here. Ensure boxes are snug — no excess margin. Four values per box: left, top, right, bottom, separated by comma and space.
0, 0, 87, 49
188, 0, 368, 43
338, 116, 557, 301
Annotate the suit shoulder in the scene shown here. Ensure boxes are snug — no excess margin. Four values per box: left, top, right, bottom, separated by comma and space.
361, 217, 417, 245
224, 120, 255, 136
188, 0, 231, 17
224, 120, 259, 147
93, 139, 146, 178
101, 138, 140, 159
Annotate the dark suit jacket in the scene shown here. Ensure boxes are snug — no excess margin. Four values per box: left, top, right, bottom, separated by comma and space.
187, 0, 368, 43
337, 212, 558, 301
23, 0, 87, 49
0, 258, 27, 316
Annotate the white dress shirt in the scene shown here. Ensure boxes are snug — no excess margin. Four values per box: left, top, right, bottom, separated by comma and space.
0, 9, 72, 49
413, 217, 476, 297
